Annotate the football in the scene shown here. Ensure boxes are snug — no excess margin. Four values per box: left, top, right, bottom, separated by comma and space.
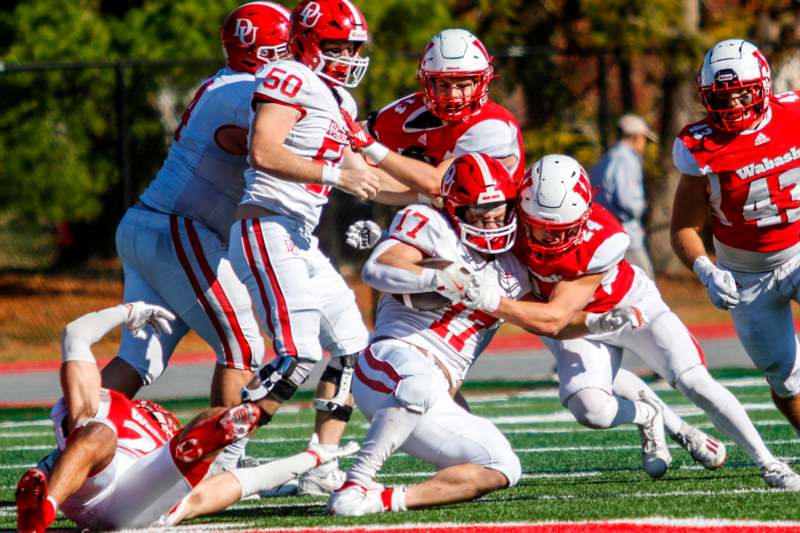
394, 258, 453, 311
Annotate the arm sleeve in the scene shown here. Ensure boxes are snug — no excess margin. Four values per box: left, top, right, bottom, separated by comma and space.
672, 137, 704, 176
61, 305, 130, 363
361, 239, 438, 293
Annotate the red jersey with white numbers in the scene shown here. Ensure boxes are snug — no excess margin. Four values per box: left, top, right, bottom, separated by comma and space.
675, 91, 800, 253
515, 205, 635, 313
368, 92, 525, 183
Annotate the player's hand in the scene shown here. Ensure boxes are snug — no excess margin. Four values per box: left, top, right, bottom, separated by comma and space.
461, 274, 501, 312
305, 433, 361, 465
339, 168, 380, 201
432, 263, 474, 302
693, 256, 740, 310
125, 302, 176, 339
346, 220, 382, 250
340, 110, 375, 152
585, 306, 646, 335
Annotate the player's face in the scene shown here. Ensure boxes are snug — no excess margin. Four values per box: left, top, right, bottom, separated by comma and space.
464, 203, 507, 229
320, 39, 362, 58
430, 76, 479, 100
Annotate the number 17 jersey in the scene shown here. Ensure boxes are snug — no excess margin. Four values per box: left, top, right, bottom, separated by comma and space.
372, 205, 530, 382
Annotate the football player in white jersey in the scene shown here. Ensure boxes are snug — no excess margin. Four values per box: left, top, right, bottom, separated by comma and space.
327, 153, 643, 515
103, 2, 291, 469
227, 0, 409, 496
456, 154, 800, 489
15, 303, 357, 533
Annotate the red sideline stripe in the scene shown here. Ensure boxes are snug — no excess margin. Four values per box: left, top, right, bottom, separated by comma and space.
235, 523, 800, 533
1, 319, 792, 375
184, 218, 252, 369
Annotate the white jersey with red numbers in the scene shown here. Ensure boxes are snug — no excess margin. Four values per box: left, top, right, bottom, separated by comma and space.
516, 205, 635, 313
371, 204, 531, 383
367, 91, 525, 183
49, 389, 196, 530
139, 67, 254, 243
673, 90, 800, 272
240, 59, 357, 230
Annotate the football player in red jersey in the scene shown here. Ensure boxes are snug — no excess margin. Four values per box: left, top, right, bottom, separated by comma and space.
15, 303, 356, 532
671, 39, 800, 436
457, 154, 800, 489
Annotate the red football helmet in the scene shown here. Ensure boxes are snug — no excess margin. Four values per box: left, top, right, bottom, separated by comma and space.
441, 153, 518, 254
697, 39, 772, 132
134, 400, 182, 439
221, 2, 291, 74
417, 29, 495, 122
518, 154, 592, 256
289, 0, 369, 88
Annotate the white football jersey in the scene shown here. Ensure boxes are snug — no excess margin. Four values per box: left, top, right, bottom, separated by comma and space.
240, 60, 357, 230
372, 205, 531, 382
139, 67, 254, 242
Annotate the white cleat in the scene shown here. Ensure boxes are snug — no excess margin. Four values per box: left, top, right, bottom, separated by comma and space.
761, 462, 800, 490
670, 422, 726, 470
638, 392, 672, 479
297, 466, 347, 496
327, 481, 385, 516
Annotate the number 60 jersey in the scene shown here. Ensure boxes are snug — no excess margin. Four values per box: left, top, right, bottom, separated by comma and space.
371, 204, 531, 383
674, 90, 800, 271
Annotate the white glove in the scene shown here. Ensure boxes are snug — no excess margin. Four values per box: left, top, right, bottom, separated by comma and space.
585, 306, 646, 335
462, 274, 502, 312
345, 220, 382, 250
305, 433, 361, 465
125, 302, 176, 340
692, 256, 740, 310
432, 263, 474, 301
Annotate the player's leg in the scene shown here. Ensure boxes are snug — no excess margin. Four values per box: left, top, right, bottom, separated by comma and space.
732, 266, 800, 433
544, 335, 671, 477
299, 251, 369, 494
612, 367, 726, 469
17, 421, 117, 533
620, 284, 800, 489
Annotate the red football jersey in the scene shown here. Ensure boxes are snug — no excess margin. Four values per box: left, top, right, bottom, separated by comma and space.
515, 205, 635, 313
367, 92, 525, 183
676, 91, 800, 253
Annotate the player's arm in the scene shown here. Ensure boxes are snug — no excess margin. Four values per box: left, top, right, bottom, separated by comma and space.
249, 102, 378, 200
361, 239, 432, 293
490, 273, 604, 338
670, 173, 711, 269
341, 147, 423, 206
60, 303, 174, 431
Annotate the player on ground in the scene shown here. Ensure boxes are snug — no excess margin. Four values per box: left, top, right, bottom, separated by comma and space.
102, 2, 292, 469
15, 304, 356, 532
458, 154, 800, 488
671, 38, 800, 436
327, 153, 642, 515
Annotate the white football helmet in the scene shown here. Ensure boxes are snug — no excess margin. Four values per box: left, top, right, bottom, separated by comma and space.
416, 29, 494, 122
518, 154, 592, 255
697, 39, 771, 131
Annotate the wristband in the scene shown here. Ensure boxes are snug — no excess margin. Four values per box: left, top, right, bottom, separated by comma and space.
363, 142, 390, 164
416, 193, 432, 206
321, 165, 342, 187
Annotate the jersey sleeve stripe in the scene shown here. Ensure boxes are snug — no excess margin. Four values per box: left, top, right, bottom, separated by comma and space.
183, 218, 253, 369
252, 92, 308, 119
170, 216, 238, 365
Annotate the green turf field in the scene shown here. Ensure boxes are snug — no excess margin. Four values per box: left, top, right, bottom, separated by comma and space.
1, 370, 799, 530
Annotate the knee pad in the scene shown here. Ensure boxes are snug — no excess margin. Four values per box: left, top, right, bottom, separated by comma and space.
493, 448, 522, 488
566, 388, 618, 429
394, 374, 446, 414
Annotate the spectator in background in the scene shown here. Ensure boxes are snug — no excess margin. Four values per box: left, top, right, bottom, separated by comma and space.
590, 114, 657, 279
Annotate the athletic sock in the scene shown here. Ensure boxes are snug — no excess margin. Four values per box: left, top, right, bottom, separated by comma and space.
233, 451, 318, 498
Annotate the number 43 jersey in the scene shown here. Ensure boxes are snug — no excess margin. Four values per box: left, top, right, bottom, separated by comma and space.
674, 90, 800, 270
372, 204, 531, 383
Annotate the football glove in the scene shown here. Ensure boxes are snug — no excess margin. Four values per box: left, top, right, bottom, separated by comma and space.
125, 302, 176, 339
585, 306, 646, 335
461, 273, 501, 313
432, 263, 475, 302
692, 256, 740, 310
345, 220, 383, 250
340, 109, 389, 163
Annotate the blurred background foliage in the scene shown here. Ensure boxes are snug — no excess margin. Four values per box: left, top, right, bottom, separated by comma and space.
0, 0, 799, 273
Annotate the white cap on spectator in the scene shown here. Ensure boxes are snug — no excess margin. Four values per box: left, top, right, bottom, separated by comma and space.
618, 114, 658, 142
